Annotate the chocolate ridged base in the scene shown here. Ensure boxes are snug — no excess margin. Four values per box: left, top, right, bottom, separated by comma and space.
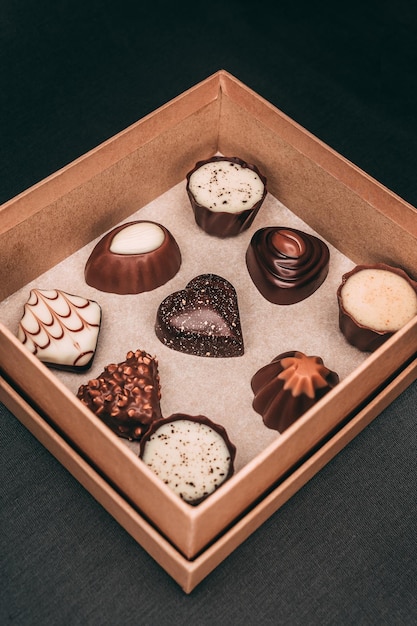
251, 351, 339, 432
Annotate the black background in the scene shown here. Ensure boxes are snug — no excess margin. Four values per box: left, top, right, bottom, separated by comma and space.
1, 1, 417, 624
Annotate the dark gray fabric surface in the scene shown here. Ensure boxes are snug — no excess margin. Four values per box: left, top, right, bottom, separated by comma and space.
1, 384, 417, 625
1, 0, 417, 623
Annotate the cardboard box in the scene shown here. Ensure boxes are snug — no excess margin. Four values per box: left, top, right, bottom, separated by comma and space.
1, 71, 416, 592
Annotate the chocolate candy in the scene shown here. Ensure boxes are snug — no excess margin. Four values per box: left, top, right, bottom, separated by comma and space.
251, 351, 339, 432
246, 227, 330, 304
77, 349, 162, 440
186, 156, 267, 238
155, 273, 244, 357
139, 413, 236, 505
337, 263, 417, 352
17, 289, 101, 371
85, 220, 181, 294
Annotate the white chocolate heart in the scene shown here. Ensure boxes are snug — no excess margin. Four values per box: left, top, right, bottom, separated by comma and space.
110, 222, 165, 254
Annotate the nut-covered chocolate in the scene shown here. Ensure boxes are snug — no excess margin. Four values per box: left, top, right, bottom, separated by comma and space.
85, 220, 181, 294
337, 263, 417, 352
139, 413, 236, 505
17, 288, 102, 372
77, 349, 162, 440
186, 156, 267, 238
251, 351, 339, 432
246, 227, 330, 304
155, 273, 244, 357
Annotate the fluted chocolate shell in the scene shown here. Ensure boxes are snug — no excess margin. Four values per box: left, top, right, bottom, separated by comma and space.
139, 413, 236, 505
186, 156, 267, 238
246, 227, 330, 304
77, 349, 162, 440
155, 273, 244, 357
251, 351, 339, 432
337, 263, 417, 352
85, 220, 181, 294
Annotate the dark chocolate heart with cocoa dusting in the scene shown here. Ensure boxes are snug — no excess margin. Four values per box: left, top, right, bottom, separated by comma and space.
155, 273, 244, 357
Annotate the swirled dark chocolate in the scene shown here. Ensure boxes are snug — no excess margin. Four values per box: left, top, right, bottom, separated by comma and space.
155, 273, 244, 357
251, 351, 339, 432
246, 227, 330, 304
139, 413, 236, 505
77, 349, 162, 440
85, 220, 181, 294
186, 156, 267, 238
337, 263, 417, 352
17, 289, 101, 371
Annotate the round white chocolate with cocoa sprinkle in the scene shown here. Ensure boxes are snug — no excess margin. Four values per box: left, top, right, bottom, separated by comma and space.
139, 414, 236, 505
340, 268, 417, 331
188, 159, 265, 213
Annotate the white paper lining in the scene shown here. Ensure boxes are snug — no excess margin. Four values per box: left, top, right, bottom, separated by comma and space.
0, 179, 368, 471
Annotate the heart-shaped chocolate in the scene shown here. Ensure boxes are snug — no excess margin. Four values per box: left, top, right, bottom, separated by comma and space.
155, 273, 244, 357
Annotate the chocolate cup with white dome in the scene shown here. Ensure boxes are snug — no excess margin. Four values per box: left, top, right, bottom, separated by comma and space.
139, 413, 236, 505
337, 263, 417, 352
85, 220, 181, 294
186, 156, 267, 238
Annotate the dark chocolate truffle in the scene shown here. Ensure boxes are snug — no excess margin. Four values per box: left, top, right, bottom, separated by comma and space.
77, 349, 162, 440
186, 156, 267, 238
139, 413, 236, 505
246, 227, 330, 304
251, 351, 339, 432
17, 289, 101, 372
337, 263, 417, 352
155, 273, 244, 357
84, 220, 181, 294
